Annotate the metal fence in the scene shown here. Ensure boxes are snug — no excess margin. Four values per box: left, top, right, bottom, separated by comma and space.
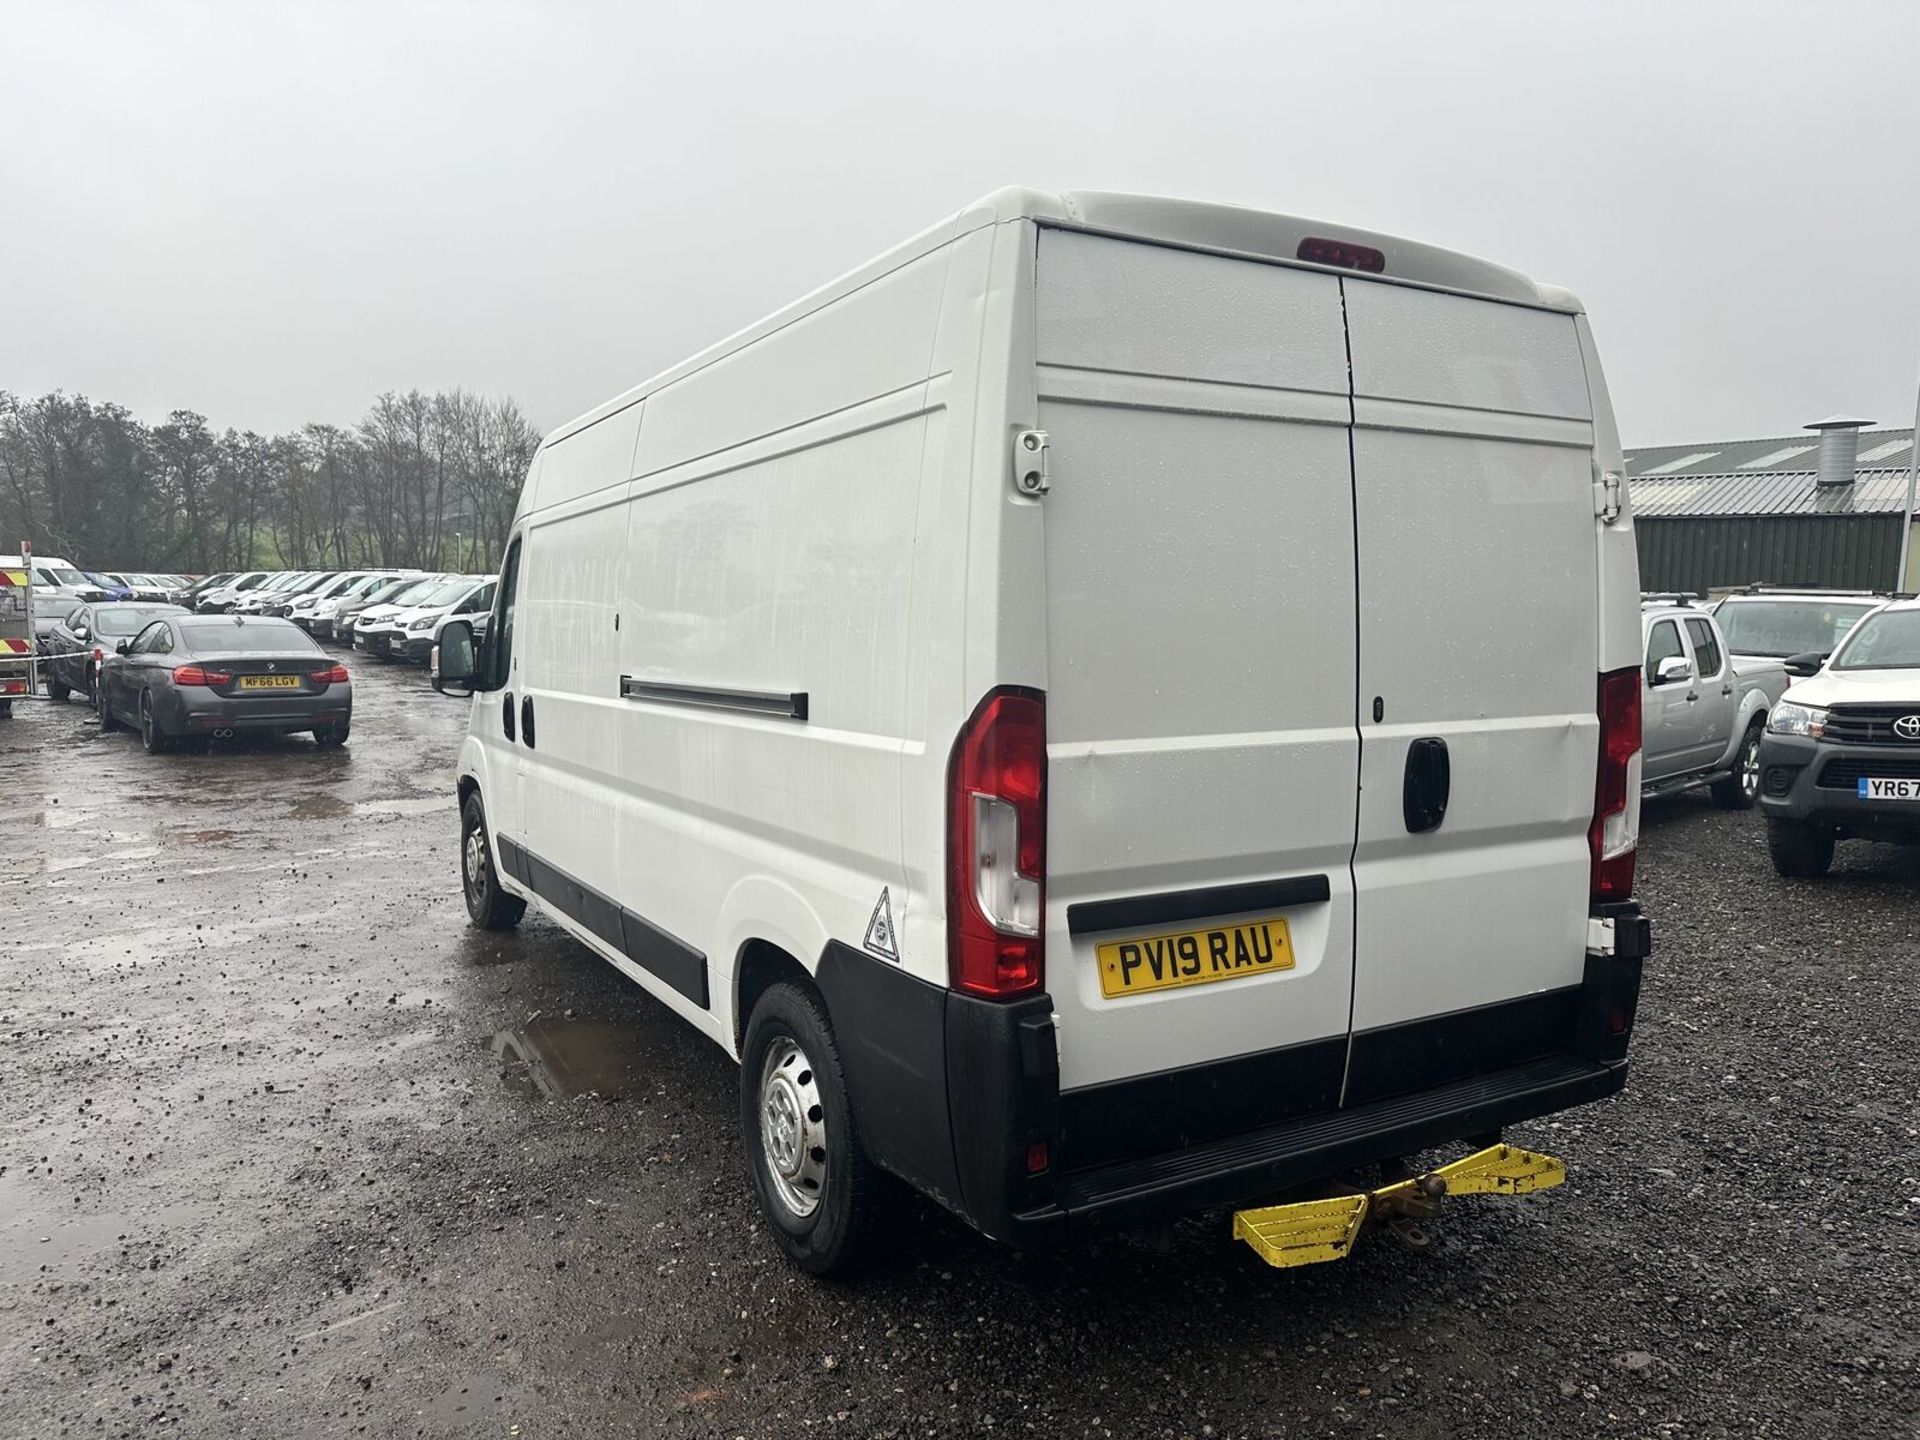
1635, 514, 1905, 594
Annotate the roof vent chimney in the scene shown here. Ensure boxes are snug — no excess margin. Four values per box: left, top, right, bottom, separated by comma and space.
1806, 414, 1873, 487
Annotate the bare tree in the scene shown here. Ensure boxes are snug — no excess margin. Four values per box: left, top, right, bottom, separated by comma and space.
1, 387, 536, 573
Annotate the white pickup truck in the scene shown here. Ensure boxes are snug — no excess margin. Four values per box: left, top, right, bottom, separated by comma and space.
1641, 596, 1790, 808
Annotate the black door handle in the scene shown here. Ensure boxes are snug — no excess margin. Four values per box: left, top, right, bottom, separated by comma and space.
521, 695, 536, 749
1403, 736, 1450, 834
502, 690, 516, 743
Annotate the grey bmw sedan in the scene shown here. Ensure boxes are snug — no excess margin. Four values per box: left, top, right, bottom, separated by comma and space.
97, 614, 353, 753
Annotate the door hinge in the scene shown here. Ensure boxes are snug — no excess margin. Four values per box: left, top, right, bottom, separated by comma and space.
1013, 428, 1051, 496
1593, 465, 1624, 525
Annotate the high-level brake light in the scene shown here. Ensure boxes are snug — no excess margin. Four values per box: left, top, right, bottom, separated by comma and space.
1296, 237, 1386, 273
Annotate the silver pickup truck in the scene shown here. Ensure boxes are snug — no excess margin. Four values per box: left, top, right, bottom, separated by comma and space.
1641, 596, 1790, 808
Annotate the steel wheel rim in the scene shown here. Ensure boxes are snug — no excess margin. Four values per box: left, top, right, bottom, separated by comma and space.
758, 1036, 827, 1219
463, 826, 487, 896
1742, 735, 1761, 797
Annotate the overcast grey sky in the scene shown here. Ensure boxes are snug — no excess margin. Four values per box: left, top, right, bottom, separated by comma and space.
4, 1, 1916, 446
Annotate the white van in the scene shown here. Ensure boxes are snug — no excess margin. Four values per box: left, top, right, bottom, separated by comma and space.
435, 188, 1652, 1274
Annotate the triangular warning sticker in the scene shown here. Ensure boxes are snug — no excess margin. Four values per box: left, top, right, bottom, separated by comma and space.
863, 887, 900, 961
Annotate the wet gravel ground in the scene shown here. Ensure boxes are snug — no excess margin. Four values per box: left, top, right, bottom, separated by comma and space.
3, 660, 1917, 1439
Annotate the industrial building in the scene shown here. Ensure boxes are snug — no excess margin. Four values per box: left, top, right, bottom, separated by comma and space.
1627, 417, 1917, 594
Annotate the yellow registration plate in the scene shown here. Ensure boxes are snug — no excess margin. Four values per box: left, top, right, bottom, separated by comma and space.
238, 674, 302, 690
1097, 917, 1296, 999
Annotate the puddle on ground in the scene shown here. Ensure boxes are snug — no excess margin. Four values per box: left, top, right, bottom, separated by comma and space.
176, 827, 238, 845
354, 796, 453, 816
289, 794, 451, 821
489, 1018, 643, 1100
0, 1176, 209, 1275
290, 795, 352, 819
415, 1373, 532, 1429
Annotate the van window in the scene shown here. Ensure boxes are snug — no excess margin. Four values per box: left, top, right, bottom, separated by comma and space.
490, 540, 521, 689
1683, 618, 1723, 679
1645, 620, 1684, 685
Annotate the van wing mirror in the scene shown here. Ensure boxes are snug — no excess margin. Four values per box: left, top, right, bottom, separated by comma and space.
1653, 655, 1693, 686
431, 618, 479, 695
1783, 651, 1826, 678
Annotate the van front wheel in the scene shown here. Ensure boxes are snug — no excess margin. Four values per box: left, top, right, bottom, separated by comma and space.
461, 793, 526, 930
741, 981, 893, 1275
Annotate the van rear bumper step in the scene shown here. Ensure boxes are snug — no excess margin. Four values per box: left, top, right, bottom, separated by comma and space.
1016, 1053, 1624, 1242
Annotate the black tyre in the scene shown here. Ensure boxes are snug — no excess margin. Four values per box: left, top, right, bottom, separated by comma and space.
740, 980, 895, 1276
97, 683, 120, 731
460, 792, 525, 930
1711, 722, 1764, 810
139, 691, 171, 754
47, 671, 70, 702
313, 723, 351, 750
1767, 818, 1835, 877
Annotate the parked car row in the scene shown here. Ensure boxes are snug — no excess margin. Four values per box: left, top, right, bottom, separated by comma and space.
183, 567, 493, 664
1637, 587, 1920, 878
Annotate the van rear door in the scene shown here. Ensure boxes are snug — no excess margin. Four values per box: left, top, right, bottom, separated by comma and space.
1033, 231, 1361, 1164
1339, 282, 1599, 1103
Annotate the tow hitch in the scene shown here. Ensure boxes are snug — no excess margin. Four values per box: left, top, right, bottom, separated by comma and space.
1230, 1143, 1565, 1269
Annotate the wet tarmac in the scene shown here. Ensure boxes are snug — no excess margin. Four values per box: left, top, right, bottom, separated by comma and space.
3, 660, 1916, 1438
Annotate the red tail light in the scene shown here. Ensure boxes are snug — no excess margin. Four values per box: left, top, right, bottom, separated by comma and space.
1589, 667, 1643, 903
947, 687, 1047, 998
310, 664, 349, 685
172, 665, 232, 686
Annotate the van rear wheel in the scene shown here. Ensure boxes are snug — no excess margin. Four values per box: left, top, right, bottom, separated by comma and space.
460, 793, 526, 930
741, 981, 893, 1275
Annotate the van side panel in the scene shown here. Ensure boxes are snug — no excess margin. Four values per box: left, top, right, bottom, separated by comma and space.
894, 222, 1003, 987
1342, 281, 1599, 1041
610, 411, 927, 1036
634, 249, 950, 481
504, 246, 954, 1052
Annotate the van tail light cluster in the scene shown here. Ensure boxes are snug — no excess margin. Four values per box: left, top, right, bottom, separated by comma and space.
1589, 667, 1642, 904
947, 687, 1047, 998
171, 665, 233, 687
310, 664, 349, 686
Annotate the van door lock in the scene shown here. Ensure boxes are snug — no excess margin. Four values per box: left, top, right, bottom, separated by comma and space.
1012, 429, 1051, 496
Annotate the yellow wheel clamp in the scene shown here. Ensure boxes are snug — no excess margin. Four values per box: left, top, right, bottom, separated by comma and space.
1231, 1143, 1566, 1269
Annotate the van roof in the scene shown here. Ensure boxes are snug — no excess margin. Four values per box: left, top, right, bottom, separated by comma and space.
545, 186, 1579, 447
